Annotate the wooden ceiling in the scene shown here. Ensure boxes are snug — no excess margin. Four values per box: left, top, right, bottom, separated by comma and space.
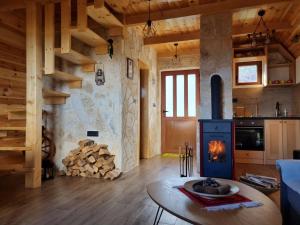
1, 0, 300, 57
103, 0, 300, 57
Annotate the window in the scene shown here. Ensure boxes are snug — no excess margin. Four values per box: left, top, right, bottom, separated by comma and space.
235, 61, 262, 85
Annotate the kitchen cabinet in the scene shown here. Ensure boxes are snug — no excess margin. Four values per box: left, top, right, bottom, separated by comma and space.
265, 120, 299, 164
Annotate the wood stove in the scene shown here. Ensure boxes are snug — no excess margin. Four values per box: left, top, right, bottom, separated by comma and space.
199, 74, 234, 179
199, 120, 234, 179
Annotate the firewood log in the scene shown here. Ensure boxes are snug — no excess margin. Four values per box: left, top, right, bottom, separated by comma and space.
80, 172, 87, 177
84, 164, 95, 174
92, 144, 101, 152
99, 144, 108, 149
79, 139, 95, 148
99, 148, 110, 156
104, 169, 121, 180
88, 155, 96, 163
93, 165, 99, 173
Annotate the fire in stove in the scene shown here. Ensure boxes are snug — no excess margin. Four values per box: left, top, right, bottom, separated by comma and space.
208, 140, 226, 162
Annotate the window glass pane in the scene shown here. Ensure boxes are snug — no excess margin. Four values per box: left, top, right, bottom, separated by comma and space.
165, 76, 173, 117
176, 75, 185, 117
188, 74, 196, 117
238, 65, 258, 83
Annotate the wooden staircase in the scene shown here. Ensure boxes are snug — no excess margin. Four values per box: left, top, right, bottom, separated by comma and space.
43, 0, 123, 105
0, 0, 124, 185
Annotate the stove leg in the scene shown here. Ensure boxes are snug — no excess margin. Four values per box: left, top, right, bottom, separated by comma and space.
153, 206, 164, 225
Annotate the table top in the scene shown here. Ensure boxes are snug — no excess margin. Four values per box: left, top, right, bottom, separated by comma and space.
147, 177, 282, 225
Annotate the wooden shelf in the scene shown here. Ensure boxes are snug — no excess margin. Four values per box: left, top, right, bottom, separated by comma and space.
268, 63, 291, 68
266, 83, 295, 88
0, 127, 26, 131
87, 5, 123, 28
71, 28, 107, 47
43, 88, 70, 105
54, 48, 96, 65
43, 89, 70, 98
45, 70, 82, 89
0, 146, 31, 151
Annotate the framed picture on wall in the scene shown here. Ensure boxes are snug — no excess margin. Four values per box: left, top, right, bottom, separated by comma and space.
127, 58, 134, 79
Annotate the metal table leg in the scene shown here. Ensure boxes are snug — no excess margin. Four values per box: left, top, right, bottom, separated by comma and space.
153, 205, 164, 225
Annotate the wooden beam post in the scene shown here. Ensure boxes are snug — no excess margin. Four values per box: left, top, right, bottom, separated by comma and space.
77, 0, 87, 31
25, 1, 43, 188
44, 3, 55, 74
61, 0, 71, 53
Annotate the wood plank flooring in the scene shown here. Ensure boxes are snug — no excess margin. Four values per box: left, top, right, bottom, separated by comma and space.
0, 157, 280, 225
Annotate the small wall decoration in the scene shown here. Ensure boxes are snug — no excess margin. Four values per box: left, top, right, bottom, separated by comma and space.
95, 69, 105, 86
127, 58, 134, 79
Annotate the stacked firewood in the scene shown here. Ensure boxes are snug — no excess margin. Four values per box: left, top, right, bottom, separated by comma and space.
62, 139, 121, 180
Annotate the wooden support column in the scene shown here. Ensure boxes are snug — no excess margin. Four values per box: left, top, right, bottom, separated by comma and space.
25, 1, 42, 188
44, 3, 55, 74
77, 0, 87, 31
61, 0, 71, 53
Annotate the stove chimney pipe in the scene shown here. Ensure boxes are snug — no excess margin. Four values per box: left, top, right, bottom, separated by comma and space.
211, 74, 222, 119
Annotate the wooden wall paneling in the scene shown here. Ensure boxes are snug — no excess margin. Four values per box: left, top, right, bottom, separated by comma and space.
44, 3, 55, 75
77, 0, 87, 31
61, 0, 71, 53
0, 12, 25, 34
0, 51, 26, 67
25, 1, 43, 188
0, 25, 25, 50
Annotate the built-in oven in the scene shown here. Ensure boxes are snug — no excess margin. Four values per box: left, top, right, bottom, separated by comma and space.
235, 120, 264, 151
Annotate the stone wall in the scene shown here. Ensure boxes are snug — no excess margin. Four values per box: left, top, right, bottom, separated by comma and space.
49, 27, 160, 172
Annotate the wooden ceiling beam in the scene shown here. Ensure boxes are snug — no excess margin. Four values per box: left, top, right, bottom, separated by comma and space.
125, 0, 295, 25
144, 22, 292, 45
0, 0, 61, 12
144, 31, 200, 45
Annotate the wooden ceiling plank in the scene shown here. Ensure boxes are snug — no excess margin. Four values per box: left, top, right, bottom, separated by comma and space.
125, 0, 295, 25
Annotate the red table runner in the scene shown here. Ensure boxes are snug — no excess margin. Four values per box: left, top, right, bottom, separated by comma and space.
178, 187, 252, 207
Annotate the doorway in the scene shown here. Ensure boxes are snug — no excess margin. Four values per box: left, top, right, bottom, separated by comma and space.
140, 68, 149, 159
161, 69, 200, 154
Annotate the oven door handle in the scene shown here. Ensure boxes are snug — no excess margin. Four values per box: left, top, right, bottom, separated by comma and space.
236, 126, 264, 129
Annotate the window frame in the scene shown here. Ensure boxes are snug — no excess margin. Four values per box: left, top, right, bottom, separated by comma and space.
235, 61, 262, 86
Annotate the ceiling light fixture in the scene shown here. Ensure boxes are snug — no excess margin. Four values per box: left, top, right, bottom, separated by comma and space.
143, 0, 156, 38
247, 9, 275, 47
172, 43, 180, 65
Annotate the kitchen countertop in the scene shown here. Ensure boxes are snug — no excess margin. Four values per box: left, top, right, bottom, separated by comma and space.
234, 116, 300, 120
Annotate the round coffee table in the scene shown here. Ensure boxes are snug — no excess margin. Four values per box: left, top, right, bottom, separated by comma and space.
147, 178, 281, 225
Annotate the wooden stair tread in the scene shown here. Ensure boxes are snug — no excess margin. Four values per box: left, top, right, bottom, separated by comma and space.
46, 70, 82, 82
71, 28, 107, 47
43, 89, 71, 98
54, 48, 96, 65
87, 5, 123, 28
0, 127, 26, 131
0, 146, 31, 151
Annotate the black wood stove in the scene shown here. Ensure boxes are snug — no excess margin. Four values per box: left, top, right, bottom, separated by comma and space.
199, 75, 234, 179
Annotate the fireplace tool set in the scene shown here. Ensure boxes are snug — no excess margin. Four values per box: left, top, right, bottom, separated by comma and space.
179, 143, 193, 177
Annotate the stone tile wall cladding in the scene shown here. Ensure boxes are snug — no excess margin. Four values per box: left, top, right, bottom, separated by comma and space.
46, 27, 160, 172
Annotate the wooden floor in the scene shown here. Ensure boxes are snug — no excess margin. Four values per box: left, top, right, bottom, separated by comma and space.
0, 156, 280, 225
